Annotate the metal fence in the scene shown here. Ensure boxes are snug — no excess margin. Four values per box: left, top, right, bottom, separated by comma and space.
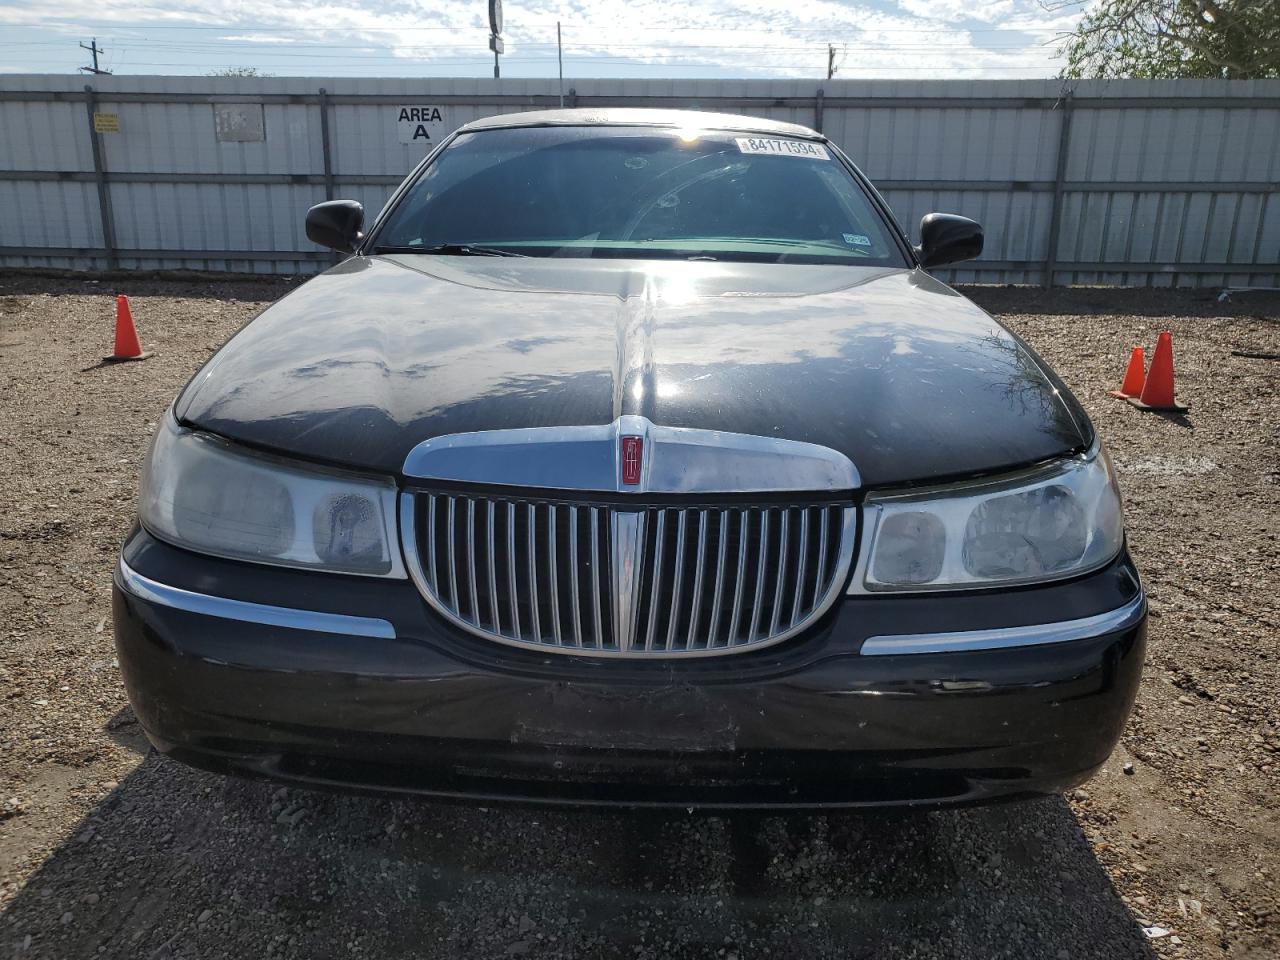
1, 74, 1277, 286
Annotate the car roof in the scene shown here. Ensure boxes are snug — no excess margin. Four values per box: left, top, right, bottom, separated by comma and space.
457, 108, 824, 141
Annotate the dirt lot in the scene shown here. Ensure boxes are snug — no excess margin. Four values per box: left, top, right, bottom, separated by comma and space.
1, 275, 1277, 960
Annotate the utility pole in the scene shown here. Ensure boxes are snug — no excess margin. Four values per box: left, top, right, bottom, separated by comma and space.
79, 38, 111, 75
826, 43, 837, 81
557, 22, 564, 107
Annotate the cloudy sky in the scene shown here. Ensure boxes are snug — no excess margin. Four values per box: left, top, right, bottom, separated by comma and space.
0, 0, 1085, 79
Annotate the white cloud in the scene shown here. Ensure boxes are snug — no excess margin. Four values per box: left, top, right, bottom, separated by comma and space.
0, 0, 1082, 78
218, 35, 303, 44
894, 0, 1018, 24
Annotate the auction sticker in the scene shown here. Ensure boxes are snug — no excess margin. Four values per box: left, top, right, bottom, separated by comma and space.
735, 137, 829, 159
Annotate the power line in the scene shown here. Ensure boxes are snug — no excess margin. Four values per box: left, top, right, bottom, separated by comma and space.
4, 39, 1062, 64
46, 42, 1053, 57
32, 50, 1062, 67
0, 38, 1056, 51
0, 21, 1067, 35
45, 58, 1060, 72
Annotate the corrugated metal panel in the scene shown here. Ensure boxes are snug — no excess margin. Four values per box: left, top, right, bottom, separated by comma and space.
0, 74, 1277, 286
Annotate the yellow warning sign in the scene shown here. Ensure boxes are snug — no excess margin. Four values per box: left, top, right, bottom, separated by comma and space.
92, 112, 120, 133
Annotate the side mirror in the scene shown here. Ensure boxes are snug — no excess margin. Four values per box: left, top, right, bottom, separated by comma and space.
306, 200, 364, 254
915, 213, 983, 268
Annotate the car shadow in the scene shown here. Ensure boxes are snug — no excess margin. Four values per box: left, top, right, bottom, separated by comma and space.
1, 754, 1155, 959
102, 705, 150, 756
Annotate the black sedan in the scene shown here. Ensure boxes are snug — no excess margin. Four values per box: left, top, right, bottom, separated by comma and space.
113, 109, 1145, 809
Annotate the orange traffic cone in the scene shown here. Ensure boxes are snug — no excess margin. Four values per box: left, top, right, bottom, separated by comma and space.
104, 294, 152, 362
1108, 346, 1146, 399
1130, 331, 1187, 412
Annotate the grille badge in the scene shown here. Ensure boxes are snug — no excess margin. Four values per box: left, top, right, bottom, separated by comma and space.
620, 436, 643, 486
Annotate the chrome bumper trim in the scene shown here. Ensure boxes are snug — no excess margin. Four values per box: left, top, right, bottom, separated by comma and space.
116, 560, 397, 639
860, 593, 1145, 656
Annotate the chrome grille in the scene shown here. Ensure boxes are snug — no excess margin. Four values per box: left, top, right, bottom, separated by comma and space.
402, 491, 856, 658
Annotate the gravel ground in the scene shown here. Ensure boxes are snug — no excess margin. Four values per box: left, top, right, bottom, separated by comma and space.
1, 275, 1277, 960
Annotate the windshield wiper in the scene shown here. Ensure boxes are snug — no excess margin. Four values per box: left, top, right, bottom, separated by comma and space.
711, 237, 873, 255
372, 243, 528, 258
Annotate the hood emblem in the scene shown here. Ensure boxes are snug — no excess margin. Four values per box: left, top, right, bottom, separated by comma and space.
620, 436, 643, 485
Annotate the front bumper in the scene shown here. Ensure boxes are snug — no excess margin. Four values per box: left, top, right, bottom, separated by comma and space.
114, 529, 1146, 809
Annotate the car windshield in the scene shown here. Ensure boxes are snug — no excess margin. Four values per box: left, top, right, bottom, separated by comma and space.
372, 126, 907, 266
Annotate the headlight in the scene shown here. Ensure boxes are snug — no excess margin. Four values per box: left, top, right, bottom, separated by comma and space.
857, 442, 1123, 592
139, 415, 404, 577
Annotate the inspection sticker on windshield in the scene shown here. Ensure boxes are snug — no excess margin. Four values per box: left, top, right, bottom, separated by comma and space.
735, 137, 829, 160
843, 233, 871, 246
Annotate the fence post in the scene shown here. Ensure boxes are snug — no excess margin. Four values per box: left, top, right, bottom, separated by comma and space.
1042, 92, 1074, 289
83, 84, 118, 270
318, 88, 335, 201
814, 87, 825, 134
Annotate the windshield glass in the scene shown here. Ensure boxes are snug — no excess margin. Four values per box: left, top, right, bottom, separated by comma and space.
373, 126, 907, 266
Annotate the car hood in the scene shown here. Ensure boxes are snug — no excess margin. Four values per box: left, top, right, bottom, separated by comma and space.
177, 255, 1090, 489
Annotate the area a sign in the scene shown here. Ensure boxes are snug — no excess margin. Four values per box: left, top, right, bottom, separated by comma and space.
397, 105, 446, 145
